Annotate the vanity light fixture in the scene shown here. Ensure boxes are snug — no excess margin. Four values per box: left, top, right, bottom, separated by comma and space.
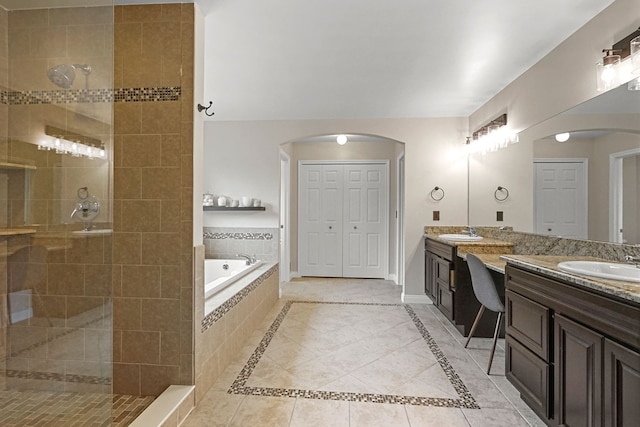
555, 132, 570, 143
39, 125, 106, 159
597, 27, 640, 91
467, 114, 518, 154
336, 134, 348, 145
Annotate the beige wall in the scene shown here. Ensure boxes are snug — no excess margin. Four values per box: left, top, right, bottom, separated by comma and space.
205, 117, 468, 299
468, 0, 640, 237
112, 3, 195, 397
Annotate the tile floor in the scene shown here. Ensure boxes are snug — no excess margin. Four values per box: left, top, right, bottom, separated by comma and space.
183, 278, 547, 427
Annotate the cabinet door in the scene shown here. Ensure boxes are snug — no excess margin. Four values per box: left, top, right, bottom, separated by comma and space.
555, 314, 603, 427
437, 282, 454, 321
603, 339, 640, 427
424, 251, 436, 302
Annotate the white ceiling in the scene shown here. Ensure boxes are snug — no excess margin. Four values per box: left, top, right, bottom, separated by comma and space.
1, 0, 616, 122
202, 0, 614, 121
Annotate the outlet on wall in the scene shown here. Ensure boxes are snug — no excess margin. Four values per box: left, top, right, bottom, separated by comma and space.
497, 211, 504, 221
433, 211, 440, 221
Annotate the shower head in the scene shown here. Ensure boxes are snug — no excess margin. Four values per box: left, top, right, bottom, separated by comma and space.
47, 64, 92, 89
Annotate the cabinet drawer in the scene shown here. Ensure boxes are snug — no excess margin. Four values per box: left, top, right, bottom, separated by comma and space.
506, 290, 551, 361
426, 239, 455, 261
436, 257, 452, 284
506, 336, 551, 420
437, 283, 454, 321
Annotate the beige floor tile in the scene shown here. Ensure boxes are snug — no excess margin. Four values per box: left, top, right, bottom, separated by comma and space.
182, 278, 544, 427
405, 405, 471, 426
289, 398, 349, 427
228, 395, 295, 427
350, 401, 410, 427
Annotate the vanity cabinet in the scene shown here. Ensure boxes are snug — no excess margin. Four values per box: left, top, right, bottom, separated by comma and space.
505, 264, 640, 427
424, 239, 455, 321
424, 238, 504, 336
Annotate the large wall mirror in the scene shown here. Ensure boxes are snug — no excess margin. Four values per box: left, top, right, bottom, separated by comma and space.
469, 84, 640, 244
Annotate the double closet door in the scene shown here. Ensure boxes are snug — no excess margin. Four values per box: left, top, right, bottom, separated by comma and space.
298, 162, 388, 279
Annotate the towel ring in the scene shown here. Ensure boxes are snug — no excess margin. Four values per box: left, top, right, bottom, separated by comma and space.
430, 186, 445, 201
494, 186, 509, 201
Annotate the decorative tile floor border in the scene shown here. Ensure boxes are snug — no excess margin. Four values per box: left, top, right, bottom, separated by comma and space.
228, 300, 480, 409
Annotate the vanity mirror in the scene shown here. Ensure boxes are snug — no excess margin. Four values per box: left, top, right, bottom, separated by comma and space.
468, 84, 640, 244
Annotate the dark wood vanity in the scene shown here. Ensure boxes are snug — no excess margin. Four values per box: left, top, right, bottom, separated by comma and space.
424, 236, 510, 337
504, 259, 640, 427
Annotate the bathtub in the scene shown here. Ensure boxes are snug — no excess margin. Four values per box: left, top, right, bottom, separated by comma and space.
204, 259, 263, 299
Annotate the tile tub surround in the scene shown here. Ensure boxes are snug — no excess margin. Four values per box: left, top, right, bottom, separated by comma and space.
182, 278, 547, 427
425, 226, 640, 261
203, 227, 279, 262
194, 240, 279, 403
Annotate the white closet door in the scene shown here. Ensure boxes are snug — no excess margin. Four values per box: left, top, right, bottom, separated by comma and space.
343, 164, 386, 278
298, 164, 343, 277
534, 161, 587, 239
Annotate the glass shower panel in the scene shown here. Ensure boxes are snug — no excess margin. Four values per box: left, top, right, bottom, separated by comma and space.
0, 1, 113, 425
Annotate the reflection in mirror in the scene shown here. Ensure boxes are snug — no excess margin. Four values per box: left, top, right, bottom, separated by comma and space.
469, 84, 640, 243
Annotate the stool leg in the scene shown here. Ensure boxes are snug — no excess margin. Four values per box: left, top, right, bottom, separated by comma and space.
464, 305, 485, 348
487, 311, 503, 375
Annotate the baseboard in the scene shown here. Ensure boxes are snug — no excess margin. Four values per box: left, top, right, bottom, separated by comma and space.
401, 293, 432, 304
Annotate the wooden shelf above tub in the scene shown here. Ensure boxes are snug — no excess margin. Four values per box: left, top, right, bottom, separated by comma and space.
203, 206, 266, 211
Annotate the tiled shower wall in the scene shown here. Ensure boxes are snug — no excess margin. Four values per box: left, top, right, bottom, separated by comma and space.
1, 5, 113, 398
112, 4, 194, 396
203, 227, 279, 262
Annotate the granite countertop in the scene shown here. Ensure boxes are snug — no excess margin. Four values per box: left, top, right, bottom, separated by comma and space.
0, 228, 37, 236
501, 255, 640, 304
458, 253, 507, 274
425, 233, 514, 257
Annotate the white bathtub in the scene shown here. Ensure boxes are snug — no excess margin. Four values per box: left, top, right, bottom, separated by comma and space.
204, 259, 263, 298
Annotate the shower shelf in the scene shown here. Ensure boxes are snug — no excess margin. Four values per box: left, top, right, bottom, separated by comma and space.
0, 161, 36, 170
204, 206, 266, 211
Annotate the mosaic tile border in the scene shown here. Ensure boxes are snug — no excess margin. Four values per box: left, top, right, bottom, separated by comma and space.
201, 263, 279, 332
0, 86, 181, 105
228, 300, 480, 409
0, 369, 111, 385
203, 232, 273, 240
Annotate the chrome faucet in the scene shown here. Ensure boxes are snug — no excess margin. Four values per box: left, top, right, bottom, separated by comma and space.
462, 227, 477, 237
236, 253, 255, 265
624, 255, 640, 268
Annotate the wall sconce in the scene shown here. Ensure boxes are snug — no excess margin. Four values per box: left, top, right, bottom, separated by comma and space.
466, 114, 519, 155
39, 125, 106, 159
597, 27, 640, 91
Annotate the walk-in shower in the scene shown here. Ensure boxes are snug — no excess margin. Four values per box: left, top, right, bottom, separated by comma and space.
47, 63, 92, 89
0, 2, 117, 425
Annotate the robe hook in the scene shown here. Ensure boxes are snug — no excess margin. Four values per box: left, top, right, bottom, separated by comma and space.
197, 101, 215, 116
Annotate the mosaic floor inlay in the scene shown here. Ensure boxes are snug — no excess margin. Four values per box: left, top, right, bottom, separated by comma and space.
228, 300, 480, 409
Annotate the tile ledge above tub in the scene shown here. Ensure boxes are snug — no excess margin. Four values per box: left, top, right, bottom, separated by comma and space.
201, 261, 278, 332
501, 255, 640, 304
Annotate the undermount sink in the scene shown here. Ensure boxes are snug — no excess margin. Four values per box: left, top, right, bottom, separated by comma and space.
438, 234, 483, 242
557, 261, 640, 283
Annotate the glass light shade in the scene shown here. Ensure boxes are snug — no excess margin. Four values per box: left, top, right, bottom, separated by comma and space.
555, 132, 570, 143
336, 134, 348, 145
631, 35, 640, 74
596, 52, 620, 91
628, 76, 640, 91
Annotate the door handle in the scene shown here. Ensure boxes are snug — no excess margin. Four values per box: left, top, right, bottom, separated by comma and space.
329, 226, 332, 229
354, 226, 357, 229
